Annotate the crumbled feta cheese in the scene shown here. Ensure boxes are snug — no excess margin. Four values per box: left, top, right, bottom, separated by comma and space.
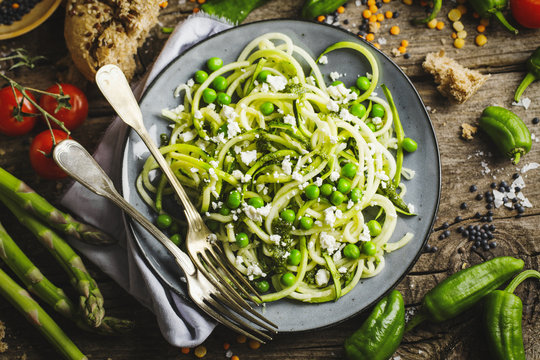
329, 71, 342, 81
292, 172, 303, 181
227, 119, 242, 139
194, 110, 203, 119
282, 156, 293, 175
240, 150, 257, 166
323, 208, 337, 227
221, 105, 238, 120
329, 135, 338, 144
372, 116, 382, 125
338, 266, 348, 274
270, 234, 281, 245
314, 177, 323, 186
186, 78, 195, 87
283, 114, 296, 126
329, 171, 340, 182
327, 100, 340, 112
180, 130, 197, 142
315, 269, 330, 286
266, 74, 288, 92
408, 203, 415, 213
318, 55, 328, 65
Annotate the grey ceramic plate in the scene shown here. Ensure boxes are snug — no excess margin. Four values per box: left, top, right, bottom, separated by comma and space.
121, 19, 440, 333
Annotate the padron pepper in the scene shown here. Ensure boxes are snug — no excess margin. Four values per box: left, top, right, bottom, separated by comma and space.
200, 0, 270, 24
479, 106, 531, 165
344, 290, 405, 360
405, 256, 524, 332
483, 269, 540, 360
301, 0, 348, 19
514, 46, 540, 102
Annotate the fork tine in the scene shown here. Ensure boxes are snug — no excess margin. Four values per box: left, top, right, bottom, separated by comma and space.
204, 297, 274, 342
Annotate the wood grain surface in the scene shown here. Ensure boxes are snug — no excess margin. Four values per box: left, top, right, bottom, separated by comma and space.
1, 1, 539, 359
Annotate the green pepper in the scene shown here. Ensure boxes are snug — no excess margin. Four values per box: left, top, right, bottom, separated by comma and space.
483, 270, 539, 360
301, 0, 348, 19
405, 256, 524, 332
468, 0, 518, 34
344, 290, 405, 360
200, 0, 270, 25
514, 46, 540, 102
478, 106, 532, 165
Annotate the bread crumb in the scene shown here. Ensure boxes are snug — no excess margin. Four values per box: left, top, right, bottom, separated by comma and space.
423, 50, 490, 103
0, 320, 8, 353
391, 48, 402, 57
461, 123, 478, 140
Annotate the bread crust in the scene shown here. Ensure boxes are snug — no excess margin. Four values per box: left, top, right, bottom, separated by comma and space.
64, 0, 160, 82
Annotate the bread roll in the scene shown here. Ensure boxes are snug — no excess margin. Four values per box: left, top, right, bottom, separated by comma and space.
64, 0, 161, 82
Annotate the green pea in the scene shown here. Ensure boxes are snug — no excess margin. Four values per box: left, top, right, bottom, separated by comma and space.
300, 216, 313, 230
160, 133, 169, 147
257, 70, 271, 83
254, 280, 270, 293
337, 178, 352, 194
212, 76, 228, 91
219, 206, 230, 216
350, 86, 360, 95
287, 249, 302, 266
170, 234, 182, 246
280, 272, 296, 287
207, 57, 223, 71
235, 232, 249, 248
367, 122, 376, 132
305, 184, 320, 199
402, 137, 418, 153
371, 103, 385, 118
227, 190, 241, 209
156, 214, 172, 229
320, 183, 333, 197
260, 102, 275, 115
280, 209, 296, 223
350, 188, 362, 202
350, 103, 366, 118
356, 76, 370, 91
362, 241, 377, 256
217, 92, 231, 106
330, 191, 345, 206
341, 163, 357, 179
343, 243, 360, 259
207, 220, 219, 231
194, 70, 208, 84
248, 197, 264, 209
367, 220, 382, 237
202, 88, 217, 103
169, 222, 180, 234
331, 80, 343, 86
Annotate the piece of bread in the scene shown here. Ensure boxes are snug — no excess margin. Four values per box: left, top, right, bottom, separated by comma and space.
64, 0, 161, 82
423, 50, 490, 104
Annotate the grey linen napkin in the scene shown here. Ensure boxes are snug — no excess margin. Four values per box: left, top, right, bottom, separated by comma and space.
60, 14, 232, 347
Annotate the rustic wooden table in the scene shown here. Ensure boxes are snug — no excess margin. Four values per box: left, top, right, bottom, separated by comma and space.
1, 1, 539, 359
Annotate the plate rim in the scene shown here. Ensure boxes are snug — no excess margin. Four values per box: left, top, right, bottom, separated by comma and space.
121, 18, 441, 332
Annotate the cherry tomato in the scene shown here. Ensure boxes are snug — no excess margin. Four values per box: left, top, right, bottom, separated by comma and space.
39, 83, 88, 131
0, 86, 38, 136
511, 0, 540, 28
29, 129, 70, 179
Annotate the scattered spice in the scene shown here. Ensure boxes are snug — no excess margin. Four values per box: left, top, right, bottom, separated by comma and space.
461, 123, 478, 140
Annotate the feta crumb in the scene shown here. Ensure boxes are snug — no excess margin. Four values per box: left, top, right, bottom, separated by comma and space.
327, 100, 340, 112
180, 130, 197, 142
270, 234, 281, 245
319, 55, 328, 64
266, 74, 288, 92
283, 114, 296, 126
330, 171, 340, 182
315, 269, 330, 286
186, 78, 195, 87
240, 150, 257, 166
329, 71, 342, 81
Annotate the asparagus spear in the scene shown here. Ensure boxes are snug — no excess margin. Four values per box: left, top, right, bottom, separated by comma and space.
0, 167, 115, 246
0, 193, 105, 328
0, 221, 133, 334
0, 268, 88, 360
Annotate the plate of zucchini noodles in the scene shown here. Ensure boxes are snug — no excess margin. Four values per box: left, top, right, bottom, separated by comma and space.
121, 19, 440, 332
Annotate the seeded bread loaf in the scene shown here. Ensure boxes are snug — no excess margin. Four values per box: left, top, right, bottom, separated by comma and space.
423, 50, 490, 104
64, 0, 161, 82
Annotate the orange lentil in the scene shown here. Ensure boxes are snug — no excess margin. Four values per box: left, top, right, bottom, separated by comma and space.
366, 33, 375, 42
223, 342, 230, 350
231, 356, 240, 360
427, 18, 437, 28
377, 13, 384, 21
363, 9, 372, 18
382, 0, 391, 3
385, 10, 393, 18
401, 39, 409, 47
197, 0, 206, 3
236, 335, 247, 344
193, 7, 200, 12
457, 4, 467, 14
12, 3, 20, 9
369, 14, 377, 22
451, 32, 457, 39
194, 346, 207, 358
317, 15, 325, 22
248, 340, 261, 350
369, 4, 378, 13
398, 46, 407, 53
367, 0, 376, 5
337, 5, 345, 13
390, 25, 400, 35
472, 12, 480, 18
480, 18, 490, 26
373, 43, 381, 49
436, 21, 445, 30
477, 24, 486, 32
181, 347, 190, 354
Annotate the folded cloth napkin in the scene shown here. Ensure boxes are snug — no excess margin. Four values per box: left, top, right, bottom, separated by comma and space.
60, 14, 232, 347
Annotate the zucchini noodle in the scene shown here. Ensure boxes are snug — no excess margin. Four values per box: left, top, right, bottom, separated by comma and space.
137, 33, 415, 303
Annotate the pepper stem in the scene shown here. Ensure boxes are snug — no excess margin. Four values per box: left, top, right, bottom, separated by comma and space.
412, 0, 442, 24
512, 152, 521, 165
404, 308, 428, 332
492, 10, 518, 35
504, 270, 540, 294
514, 73, 537, 102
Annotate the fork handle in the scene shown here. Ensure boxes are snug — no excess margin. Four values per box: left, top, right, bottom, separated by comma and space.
53, 140, 196, 277
95, 65, 204, 231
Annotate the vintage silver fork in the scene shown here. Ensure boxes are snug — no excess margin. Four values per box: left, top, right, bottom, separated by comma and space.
53, 139, 277, 342
94, 65, 277, 333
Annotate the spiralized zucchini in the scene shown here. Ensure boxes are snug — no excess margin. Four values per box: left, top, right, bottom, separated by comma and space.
137, 32, 414, 303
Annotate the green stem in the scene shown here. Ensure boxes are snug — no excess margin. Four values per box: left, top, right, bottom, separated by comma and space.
492, 10, 518, 35
0, 268, 87, 360
0, 192, 105, 328
381, 84, 404, 186
0, 167, 115, 246
514, 72, 536, 102
412, 0, 442, 24
504, 270, 540, 294
404, 308, 428, 332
